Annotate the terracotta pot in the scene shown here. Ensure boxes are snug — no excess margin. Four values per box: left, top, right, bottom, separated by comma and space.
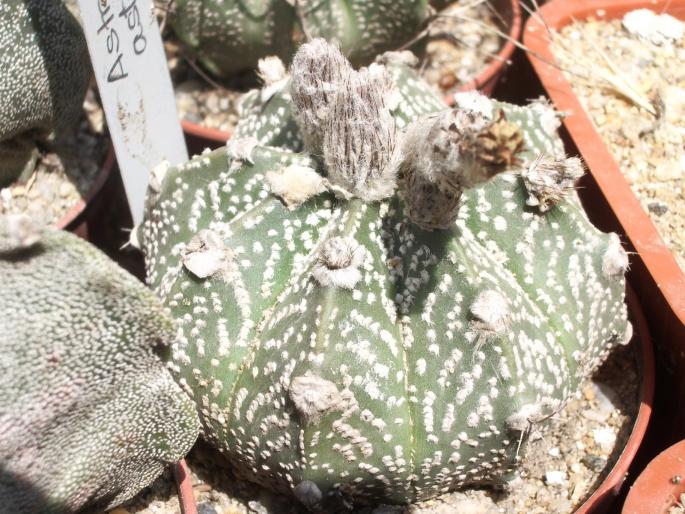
622, 439, 685, 514
174, 459, 198, 514
181, 0, 522, 154
523, 0, 685, 443
173, 285, 654, 514
575, 285, 654, 513
58, 146, 114, 240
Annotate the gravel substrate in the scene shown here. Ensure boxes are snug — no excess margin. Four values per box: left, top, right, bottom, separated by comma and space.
0, 89, 108, 227
551, 12, 685, 272
106, 343, 639, 514
169, 0, 504, 135
422, 1, 503, 95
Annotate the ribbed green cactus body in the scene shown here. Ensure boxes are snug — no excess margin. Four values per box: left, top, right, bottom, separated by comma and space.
171, 0, 297, 78
141, 70, 630, 508
0, 0, 91, 186
300, 1, 430, 67
170, 0, 430, 79
0, 228, 200, 513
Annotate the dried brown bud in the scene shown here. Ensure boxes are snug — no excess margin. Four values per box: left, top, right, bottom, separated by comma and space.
474, 109, 525, 172
521, 154, 585, 212
402, 108, 508, 230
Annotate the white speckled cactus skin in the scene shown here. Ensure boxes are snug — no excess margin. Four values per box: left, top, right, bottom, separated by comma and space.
0, 0, 91, 186
139, 46, 631, 510
170, 0, 296, 78
0, 225, 200, 513
169, 0, 430, 79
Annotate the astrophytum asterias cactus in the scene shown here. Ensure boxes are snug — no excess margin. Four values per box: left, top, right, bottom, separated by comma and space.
0, 220, 200, 514
169, 0, 430, 78
139, 40, 632, 510
0, 0, 91, 187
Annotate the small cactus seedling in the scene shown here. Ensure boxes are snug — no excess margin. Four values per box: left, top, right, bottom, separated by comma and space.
169, 0, 431, 79
0, 0, 91, 187
0, 219, 200, 513
139, 40, 631, 510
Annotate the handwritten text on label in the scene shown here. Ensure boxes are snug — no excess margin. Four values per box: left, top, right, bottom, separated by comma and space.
96, 0, 148, 83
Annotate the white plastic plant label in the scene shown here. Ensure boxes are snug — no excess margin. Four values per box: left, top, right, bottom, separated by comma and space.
76, 0, 188, 224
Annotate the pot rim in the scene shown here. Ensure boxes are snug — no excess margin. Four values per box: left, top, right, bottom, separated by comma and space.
622, 438, 685, 514
173, 284, 654, 513
574, 284, 655, 513
181, 0, 522, 144
58, 146, 114, 232
175, 459, 197, 514
523, 0, 685, 331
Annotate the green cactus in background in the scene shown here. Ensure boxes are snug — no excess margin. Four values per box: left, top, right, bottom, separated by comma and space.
0, 219, 200, 514
139, 40, 631, 510
0, 0, 91, 187
169, 0, 431, 79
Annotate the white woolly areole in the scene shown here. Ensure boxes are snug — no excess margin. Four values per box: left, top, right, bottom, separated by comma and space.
375, 50, 419, 68
257, 56, 289, 102
312, 236, 365, 289
620, 321, 633, 346
145, 159, 170, 212
521, 154, 584, 212
148, 159, 169, 193
289, 373, 344, 424
530, 97, 563, 136
0, 214, 42, 253
452, 91, 495, 119
265, 164, 327, 209
227, 136, 260, 164
470, 290, 510, 333
506, 402, 543, 432
257, 56, 287, 86
182, 230, 233, 279
602, 233, 629, 278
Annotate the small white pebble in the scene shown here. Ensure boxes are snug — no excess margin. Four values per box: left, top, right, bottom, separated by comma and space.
592, 427, 617, 450
545, 470, 568, 486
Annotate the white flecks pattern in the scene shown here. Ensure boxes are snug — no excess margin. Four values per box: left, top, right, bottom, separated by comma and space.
140, 87, 629, 507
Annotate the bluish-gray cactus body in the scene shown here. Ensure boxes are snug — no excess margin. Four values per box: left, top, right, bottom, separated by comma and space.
0, 0, 91, 186
170, 0, 430, 79
0, 225, 200, 513
140, 47, 630, 509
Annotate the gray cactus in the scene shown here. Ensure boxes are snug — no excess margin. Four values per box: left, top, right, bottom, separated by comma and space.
0, 0, 91, 187
138, 41, 631, 510
0, 219, 200, 513
169, 0, 430, 79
